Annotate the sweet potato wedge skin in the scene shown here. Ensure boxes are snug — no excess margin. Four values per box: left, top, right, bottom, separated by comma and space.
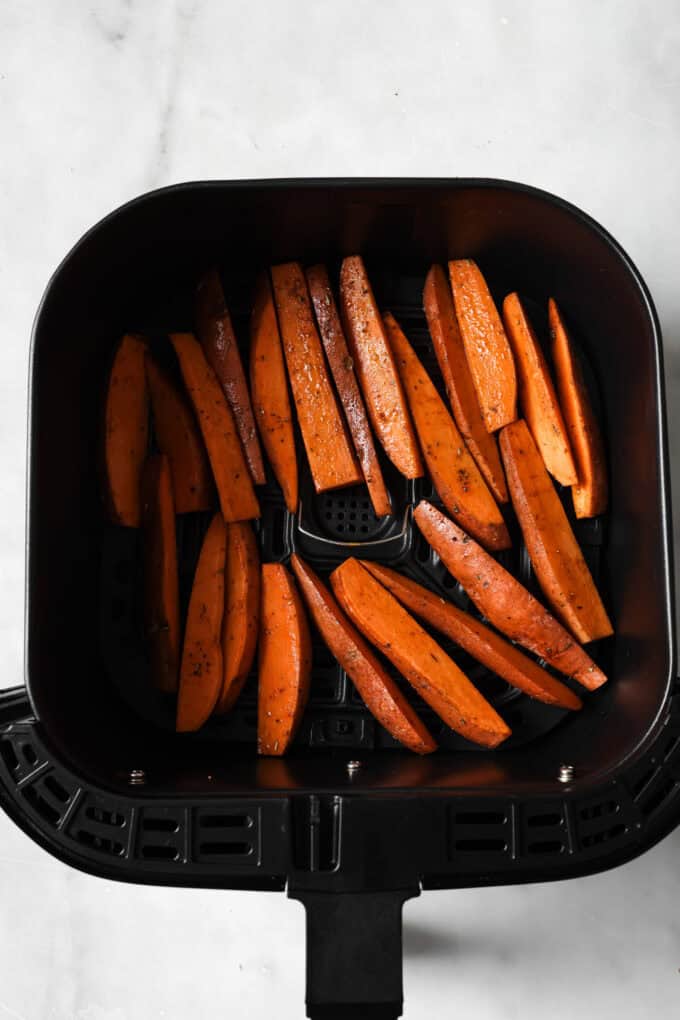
104, 333, 148, 526
424, 265, 508, 503
170, 332, 260, 522
499, 419, 613, 643
141, 454, 180, 693
272, 262, 362, 494
215, 522, 261, 715
176, 514, 227, 731
330, 558, 511, 748
339, 255, 423, 478
413, 500, 607, 690
145, 356, 214, 513
502, 293, 577, 486
549, 299, 608, 518
258, 563, 312, 755
196, 269, 266, 486
306, 264, 391, 517
290, 554, 436, 753
249, 274, 298, 513
362, 562, 581, 710
384, 311, 510, 552
448, 260, 517, 433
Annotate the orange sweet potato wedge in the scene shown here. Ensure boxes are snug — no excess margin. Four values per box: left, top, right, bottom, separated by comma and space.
502, 293, 577, 486
141, 454, 180, 693
448, 260, 517, 433
414, 500, 607, 690
215, 522, 261, 715
499, 419, 613, 643
258, 563, 312, 755
170, 332, 259, 522
362, 563, 581, 710
196, 270, 266, 485
249, 273, 298, 513
339, 256, 423, 478
104, 333, 148, 526
424, 265, 508, 503
176, 514, 227, 731
384, 311, 510, 552
272, 262, 362, 494
549, 299, 608, 518
330, 558, 511, 748
290, 554, 437, 753
145, 356, 214, 513
306, 264, 391, 516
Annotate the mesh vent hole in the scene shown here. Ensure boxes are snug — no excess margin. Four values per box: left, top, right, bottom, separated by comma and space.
77, 830, 125, 856
44, 775, 71, 803
200, 814, 252, 829
141, 844, 180, 861
199, 841, 252, 856
0, 740, 19, 774
86, 805, 125, 828
22, 744, 38, 766
527, 811, 563, 828
581, 823, 627, 848
579, 801, 618, 822
23, 786, 60, 825
528, 839, 564, 854
455, 810, 506, 825
142, 817, 179, 833
454, 838, 507, 853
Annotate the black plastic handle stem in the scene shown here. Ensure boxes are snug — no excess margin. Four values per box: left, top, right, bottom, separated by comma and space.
291, 889, 418, 1020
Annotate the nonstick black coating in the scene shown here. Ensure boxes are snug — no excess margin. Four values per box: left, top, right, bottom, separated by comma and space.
25, 179, 675, 795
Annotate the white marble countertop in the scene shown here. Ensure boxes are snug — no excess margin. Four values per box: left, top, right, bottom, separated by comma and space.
1, 2, 679, 1018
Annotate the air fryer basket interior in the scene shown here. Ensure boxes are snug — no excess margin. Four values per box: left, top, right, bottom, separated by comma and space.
26, 180, 674, 795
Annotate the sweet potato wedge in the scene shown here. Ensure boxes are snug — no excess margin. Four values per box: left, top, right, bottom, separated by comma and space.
176, 514, 227, 731
170, 332, 260, 522
448, 260, 517, 433
141, 454, 180, 693
502, 293, 577, 486
414, 500, 607, 690
384, 311, 510, 552
362, 563, 582, 710
424, 265, 508, 503
258, 563, 312, 755
145, 356, 213, 513
330, 558, 511, 748
272, 262, 362, 493
249, 273, 298, 513
290, 554, 437, 753
339, 256, 423, 478
215, 522, 261, 715
306, 264, 391, 516
195, 270, 266, 486
549, 299, 608, 518
103, 333, 148, 526
499, 419, 613, 643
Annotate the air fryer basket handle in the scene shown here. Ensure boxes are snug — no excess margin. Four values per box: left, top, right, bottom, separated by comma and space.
291, 889, 417, 1020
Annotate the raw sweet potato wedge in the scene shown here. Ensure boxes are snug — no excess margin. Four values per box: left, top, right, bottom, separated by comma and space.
291, 554, 436, 753
104, 333, 148, 526
339, 255, 423, 478
176, 514, 227, 731
214, 522, 261, 715
249, 273, 298, 513
499, 419, 613, 643
195, 269, 266, 485
424, 265, 508, 502
502, 292, 577, 486
362, 563, 581, 710
306, 263, 391, 516
146, 355, 213, 513
384, 311, 510, 551
549, 298, 608, 518
448, 260, 517, 432
170, 332, 259, 522
413, 500, 607, 690
141, 454, 180, 693
258, 563, 312, 755
271, 262, 362, 493
330, 558, 511, 748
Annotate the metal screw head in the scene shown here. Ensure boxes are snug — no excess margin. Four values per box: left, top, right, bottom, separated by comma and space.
558, 763, 575, 784
128, 769, 146, 786
346, 760, 362, 775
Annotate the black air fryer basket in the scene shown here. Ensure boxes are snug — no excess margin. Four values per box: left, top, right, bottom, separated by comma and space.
1, 179, 676, 1018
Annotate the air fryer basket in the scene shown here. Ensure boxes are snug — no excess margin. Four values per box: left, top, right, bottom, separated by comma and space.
1, 179, 676, 1018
